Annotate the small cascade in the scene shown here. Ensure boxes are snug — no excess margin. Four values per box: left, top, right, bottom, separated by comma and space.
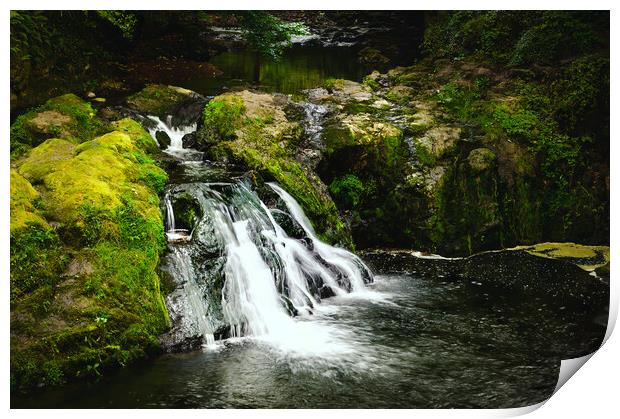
161, 179, 374, 352
146, 115, 197, 156
163, 192, 191, 242
163, 246, 216, 349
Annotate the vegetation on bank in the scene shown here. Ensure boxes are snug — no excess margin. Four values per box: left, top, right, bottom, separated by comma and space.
315, 11, 608, 254
10, 11, 308, 110
199, 91, 353, 247
10, 96, 170, 392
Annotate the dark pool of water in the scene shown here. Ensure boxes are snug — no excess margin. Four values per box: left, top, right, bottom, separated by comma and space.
182, 45, 378, 96
12, 273, 605, 409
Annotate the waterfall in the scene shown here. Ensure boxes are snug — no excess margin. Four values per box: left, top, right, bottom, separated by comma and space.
268, 182, 371, 292
147, 115, 197, 155
162, 179, 374, 352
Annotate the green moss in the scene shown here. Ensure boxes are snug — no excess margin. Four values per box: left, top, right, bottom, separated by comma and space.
362, 75, 381, 91
11, 119, 170, 392
10, 94, 110, 158
200, 97, 246, 142
324, 78, 345, 90
10, 223, 67, 302
329, 175, 365, 209
111, 118, 159, 154
126, 84, 195, 117
10, 169, 47, 231
17, 138, 76, 183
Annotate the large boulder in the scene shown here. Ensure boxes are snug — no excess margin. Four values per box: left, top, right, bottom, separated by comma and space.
10, 94, 110, 157
11, 118, 170, 392
202, 90, 353, 247
126, 84, 202, 118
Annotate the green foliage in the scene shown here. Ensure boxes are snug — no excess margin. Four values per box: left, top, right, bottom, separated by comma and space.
329, 175, 365, 209
10, 11, 51, 63
424, 11, 608, 67
551, 55, 610, 141
96, 11, 137, 39
239, 12, 309, 59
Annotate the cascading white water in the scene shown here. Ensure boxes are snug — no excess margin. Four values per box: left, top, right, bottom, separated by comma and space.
163, 179, 374, 355
267, 182, 371, 292
166, 246, 216, 346
147, 115, 197, 156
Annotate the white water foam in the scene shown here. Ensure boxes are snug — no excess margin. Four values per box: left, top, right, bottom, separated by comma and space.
147, 115, 198, 158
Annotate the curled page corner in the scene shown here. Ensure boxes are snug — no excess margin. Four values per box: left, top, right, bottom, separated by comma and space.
554, 353, 595, 394
551, 288, 618, 398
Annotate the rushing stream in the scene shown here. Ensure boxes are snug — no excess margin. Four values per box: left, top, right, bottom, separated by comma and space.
12, 110, 606, 409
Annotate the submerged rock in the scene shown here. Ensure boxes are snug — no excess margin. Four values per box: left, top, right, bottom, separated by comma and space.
156, 130, 171, 148
358, 47, 390, 65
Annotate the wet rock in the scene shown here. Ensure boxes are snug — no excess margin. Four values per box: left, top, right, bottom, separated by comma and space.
181, 132, 198, 149
385, 85, 415, 105
361, 244, 610, 308
461, 249, 608, 308
156, 130, 171, 148
413, 126, 462, 165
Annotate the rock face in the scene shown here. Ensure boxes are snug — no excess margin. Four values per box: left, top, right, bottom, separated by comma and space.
307, 61, 608, 256
198, 90, 353, 247
10, 95, 170, 392
362, 242, 610, 308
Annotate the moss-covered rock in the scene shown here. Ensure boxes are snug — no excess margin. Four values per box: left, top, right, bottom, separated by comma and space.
11, 118, 169, 393
385, 85, 415, 105
413, 126, 461, 166
509, 242, 610, 272
126, 84, 199, 117
467, 148, 496, 172
10, 169, 48, 231
10, 94, 110, 158
204, 90, 352, 247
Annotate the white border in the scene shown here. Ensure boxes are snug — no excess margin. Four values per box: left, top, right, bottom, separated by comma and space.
3, 1, 617, 417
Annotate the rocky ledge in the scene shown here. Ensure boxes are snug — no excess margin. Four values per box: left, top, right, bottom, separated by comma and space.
361, 242, 609, 309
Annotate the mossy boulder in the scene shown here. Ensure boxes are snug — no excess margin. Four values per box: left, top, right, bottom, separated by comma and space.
385, 85, 416, 105
509, 242, 610, 272
10, 94, 110, 158
10, 169, 48, 232
204, 90, 352, 247
126, 84, 199, 117
467, 148, 497, 172
11, 119, 170, 392
413, 126, 462, 166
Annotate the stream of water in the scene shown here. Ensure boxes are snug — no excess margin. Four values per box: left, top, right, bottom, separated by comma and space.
12, 112, 605, 409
